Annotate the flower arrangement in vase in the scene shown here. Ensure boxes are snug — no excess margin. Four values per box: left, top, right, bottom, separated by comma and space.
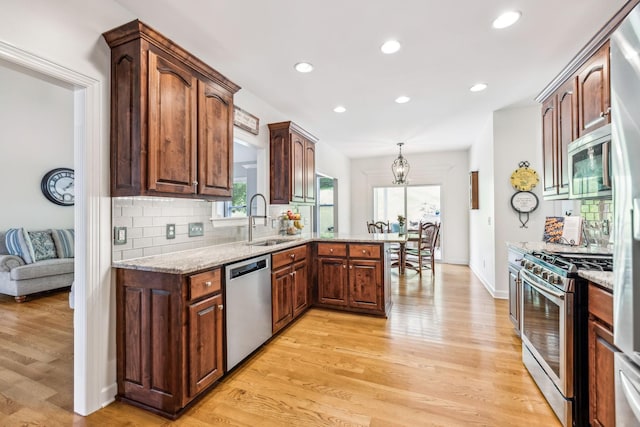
397, 214, 406, 235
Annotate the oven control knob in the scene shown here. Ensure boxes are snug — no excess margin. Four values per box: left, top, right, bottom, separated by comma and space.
533, 266, 542, 275
552, 275, 562, 285
541, 271, 549, 280
525, 262, 533, 270
520, 259, 526, 267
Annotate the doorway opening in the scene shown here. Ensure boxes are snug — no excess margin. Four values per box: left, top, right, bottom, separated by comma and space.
315, 175, 338, 236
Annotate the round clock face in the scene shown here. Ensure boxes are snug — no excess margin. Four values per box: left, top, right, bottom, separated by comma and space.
41, 168, 74, 206
511, 191, 539, 213
510, 167, 540, 191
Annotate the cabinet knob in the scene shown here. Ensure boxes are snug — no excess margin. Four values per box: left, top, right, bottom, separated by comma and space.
218, 304, 224, 311
362, 249, 367, 254
343, 264, 347, 269
329, 248, 334, 253
290, 254, 295, 259
349, 265, 353, 270
205, 281, 212, 287
193, 180, 198, 186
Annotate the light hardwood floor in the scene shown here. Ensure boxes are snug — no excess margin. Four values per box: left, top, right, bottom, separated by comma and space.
0, 265, 561, 426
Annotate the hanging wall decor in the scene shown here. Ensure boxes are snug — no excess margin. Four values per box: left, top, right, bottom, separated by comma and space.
509, 161, 540, 228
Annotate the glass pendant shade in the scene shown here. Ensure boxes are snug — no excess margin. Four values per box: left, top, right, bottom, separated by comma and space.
392, 142, 410, 184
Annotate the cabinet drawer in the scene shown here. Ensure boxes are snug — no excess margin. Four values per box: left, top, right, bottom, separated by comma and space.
189, 268, 221, 301
317, 243, 347, 257
589, 282, 613, 326
349, 244, 381, 259
272, 245, 307, 270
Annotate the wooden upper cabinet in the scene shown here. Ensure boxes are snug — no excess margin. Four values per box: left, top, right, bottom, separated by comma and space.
268, 121, 318, 204
198, 81, 234, 197
147, 51, 198, 195
103, 20, 240, 200
541, 96, 558, 198
556, 78, 577, 197
577, 41, 611, 137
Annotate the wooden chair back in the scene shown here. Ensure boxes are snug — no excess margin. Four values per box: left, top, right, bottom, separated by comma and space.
367, 220, 390, 233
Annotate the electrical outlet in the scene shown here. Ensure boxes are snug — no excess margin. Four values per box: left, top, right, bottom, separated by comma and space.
114, 226, 127, 245
188, 222, 204, 237
166, 223, 176, 239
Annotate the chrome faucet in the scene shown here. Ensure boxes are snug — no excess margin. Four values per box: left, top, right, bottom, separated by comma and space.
248, 193, 268, 242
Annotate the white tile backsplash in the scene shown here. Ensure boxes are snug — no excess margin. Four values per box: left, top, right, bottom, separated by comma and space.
112, 196, 304, 261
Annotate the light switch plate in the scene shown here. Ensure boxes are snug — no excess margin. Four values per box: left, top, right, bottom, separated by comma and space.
188, 222, 204, 237
166, 224, 176, 239
114, 226, 127, 245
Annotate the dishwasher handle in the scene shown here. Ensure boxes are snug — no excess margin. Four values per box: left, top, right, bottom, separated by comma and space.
229, 258, 268, 280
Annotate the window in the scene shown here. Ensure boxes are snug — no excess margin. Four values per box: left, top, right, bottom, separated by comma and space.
373, 185, 441, 230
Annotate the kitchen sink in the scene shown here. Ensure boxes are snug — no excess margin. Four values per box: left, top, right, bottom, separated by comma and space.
250, 239, 292, 247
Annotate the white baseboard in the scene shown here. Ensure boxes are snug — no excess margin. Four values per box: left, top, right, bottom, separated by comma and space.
468, 264, 508, 299
101, 383, 117, 408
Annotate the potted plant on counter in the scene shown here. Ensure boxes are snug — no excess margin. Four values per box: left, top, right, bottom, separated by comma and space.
397, 214, 406, 235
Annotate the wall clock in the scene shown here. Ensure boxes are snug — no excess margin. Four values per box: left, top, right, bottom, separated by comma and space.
41, 168, 74, 206
510, 161, 540, 191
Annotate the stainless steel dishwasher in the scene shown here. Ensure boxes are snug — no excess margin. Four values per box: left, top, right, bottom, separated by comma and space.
225, 254, 272, 370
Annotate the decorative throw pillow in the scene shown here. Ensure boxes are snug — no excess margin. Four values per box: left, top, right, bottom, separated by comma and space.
5, 228, 34, 264
51, 229, 75, 258
27, 230, 57, 261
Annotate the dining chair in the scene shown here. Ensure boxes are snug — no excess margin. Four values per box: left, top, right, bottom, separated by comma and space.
367, 220, 390, 233
367, 220, 403, 274
405, 222, 440, 276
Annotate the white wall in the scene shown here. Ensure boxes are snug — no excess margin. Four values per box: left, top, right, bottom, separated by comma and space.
469, 105, 565, 298
0, 61, 74, 230
468, 116, 496, 290
350, 150, 469, 265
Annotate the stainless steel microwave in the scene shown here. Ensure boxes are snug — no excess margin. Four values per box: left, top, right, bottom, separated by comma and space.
568, 124, 612, 199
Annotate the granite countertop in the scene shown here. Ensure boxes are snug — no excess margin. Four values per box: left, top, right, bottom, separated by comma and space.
112, 232, 405, 274
507, 241, 614, 291
578, 270, 613, 291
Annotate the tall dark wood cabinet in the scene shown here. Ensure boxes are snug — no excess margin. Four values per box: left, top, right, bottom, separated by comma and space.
103, 20, 239, 200
115, 267, 224, 418
268, 121, 318, 204
271, 245, 309, 334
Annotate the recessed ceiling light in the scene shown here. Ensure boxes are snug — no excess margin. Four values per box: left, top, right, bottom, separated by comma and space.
381, 40, 401, 54
395, 96, 411, 104
333, 106, 347, 113
294, 62, 314, 73
470, 83, 488, 92
492, 11, 521, 29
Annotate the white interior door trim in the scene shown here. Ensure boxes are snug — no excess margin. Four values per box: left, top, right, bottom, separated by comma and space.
0, 39, 106, 416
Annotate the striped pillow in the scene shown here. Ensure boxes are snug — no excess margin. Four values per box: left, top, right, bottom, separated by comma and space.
5, 228, 34, 264
51, 229, 75, 258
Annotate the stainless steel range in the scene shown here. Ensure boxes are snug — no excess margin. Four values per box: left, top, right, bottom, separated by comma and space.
520, 251, 612, 427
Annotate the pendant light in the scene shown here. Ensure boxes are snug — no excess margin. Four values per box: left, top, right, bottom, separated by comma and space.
391, 142, 410, 184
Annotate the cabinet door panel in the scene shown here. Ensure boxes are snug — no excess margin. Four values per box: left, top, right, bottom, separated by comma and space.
304, 141, 315, 202
542, 97, 558, 197
189, 293, 223, 396
292, 260, 308, 318
588, 319, 617, 427
349, 260, 382, 310
557, 79, 577, 196
269, 128, 291, 204
578, 43, 610, 136
291, 134, 305, 202
272, 266, 293, 333
148, 51, 197, 194
508, 270, 520, 332
317, 257, 348, 306
198, 81, 233, 197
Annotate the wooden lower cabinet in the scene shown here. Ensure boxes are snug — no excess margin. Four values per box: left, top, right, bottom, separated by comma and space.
271, 245, 309, 334
588, 282, 618, 427
116, 267, 224, 418
315, 243, 389, 316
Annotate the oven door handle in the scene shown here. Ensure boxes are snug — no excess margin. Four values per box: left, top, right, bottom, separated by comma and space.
521, 269, 565, 300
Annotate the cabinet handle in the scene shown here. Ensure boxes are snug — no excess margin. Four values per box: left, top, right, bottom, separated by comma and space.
604, 107, 611, 116
205, 281, 212, 287
218, 304, 224, 311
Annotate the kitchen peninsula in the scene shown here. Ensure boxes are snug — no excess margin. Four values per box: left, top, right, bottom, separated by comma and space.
112, 233, 403, 418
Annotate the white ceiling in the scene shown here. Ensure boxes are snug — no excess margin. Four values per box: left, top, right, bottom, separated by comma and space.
114, 0, 627, 159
